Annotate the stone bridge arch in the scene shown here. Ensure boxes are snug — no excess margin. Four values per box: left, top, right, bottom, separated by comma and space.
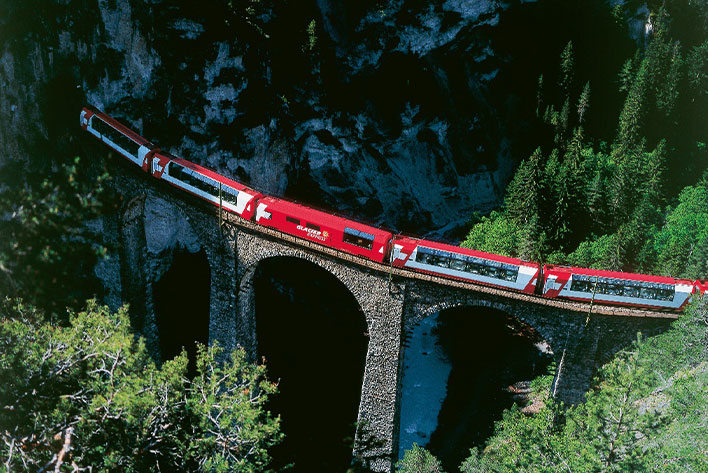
240, 253, 374, 471
233, 251, 372, 357
112, 181, 241, 364
233, 229, 407, 472
401, 281, 574, 356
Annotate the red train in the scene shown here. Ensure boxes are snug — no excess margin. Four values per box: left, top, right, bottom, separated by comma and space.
391, 237, 539, 294
80, 107, 158, 168
149, 151, 262, 220
81, 106, 707, 312
255, 196, 392, 263
542, 265, 695, 311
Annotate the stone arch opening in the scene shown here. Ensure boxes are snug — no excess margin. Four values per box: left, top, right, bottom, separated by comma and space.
399, 305, 553, 470
252, 256, 368, 473
152, 248, 211, 376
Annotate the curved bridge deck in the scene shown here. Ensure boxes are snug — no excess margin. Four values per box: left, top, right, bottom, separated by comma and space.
217, 210, 678, 320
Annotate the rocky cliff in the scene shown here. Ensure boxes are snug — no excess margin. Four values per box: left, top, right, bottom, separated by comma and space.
0, 0, 640, 238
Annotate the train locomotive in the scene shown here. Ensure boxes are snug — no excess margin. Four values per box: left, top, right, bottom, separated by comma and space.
81, 106, 706, 312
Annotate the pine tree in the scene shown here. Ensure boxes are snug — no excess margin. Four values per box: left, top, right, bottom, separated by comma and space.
618, 55, 637, 94
536, 74, 544, 117
551, 128, 588, 246
559, 41, 575, 97
505, 147, 544, 226
616, 61, 649, 154
396, 444, 445, 473
556, 97, 571, 145
687, 40, 708, 94
504, 148, 547, 259
656, 41, 682, 118
577, 81, 591, 125
565, 347, 663, 472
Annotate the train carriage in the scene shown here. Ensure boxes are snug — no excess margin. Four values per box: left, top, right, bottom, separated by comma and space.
80, 107, 157, 169
79, 106, 708, 314
391, 237, 540, 293
542, 265, 694, 311
254, 197, 392, 263
150, 152, 262, 220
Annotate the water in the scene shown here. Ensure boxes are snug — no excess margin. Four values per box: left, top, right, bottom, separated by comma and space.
399, 306, 554, 471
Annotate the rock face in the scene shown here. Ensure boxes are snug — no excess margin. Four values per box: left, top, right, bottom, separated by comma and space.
0, 1, 643, 238
0, 0, 535, 239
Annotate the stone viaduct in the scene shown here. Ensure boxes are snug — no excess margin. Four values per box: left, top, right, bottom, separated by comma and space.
101, 169, 675, 472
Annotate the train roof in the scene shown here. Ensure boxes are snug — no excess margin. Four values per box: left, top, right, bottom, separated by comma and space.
258, 196, 392, 238
82, 106, 155, 147
543, 264, 693, 285
164, 154, 262, 195
396, 236, 538, 267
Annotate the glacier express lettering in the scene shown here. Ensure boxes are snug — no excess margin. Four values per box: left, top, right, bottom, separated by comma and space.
297, 225, 328, 241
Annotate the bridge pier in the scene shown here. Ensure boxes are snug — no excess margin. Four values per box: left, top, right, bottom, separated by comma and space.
353, 282, 406, 472
103, 174, 676, 473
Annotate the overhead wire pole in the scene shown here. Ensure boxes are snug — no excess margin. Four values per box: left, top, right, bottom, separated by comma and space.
586, 275, 599, 327
388, 236, 395, 293
554, 275, 598, 398
219, 182, 223, 228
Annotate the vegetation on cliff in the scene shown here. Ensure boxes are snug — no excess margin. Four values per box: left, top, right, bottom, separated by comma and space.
414, 1, 708, 471
463, 1, 708, 279
0, 146, 283, 472
398, 298, 708, 473
0, 300, 282, 472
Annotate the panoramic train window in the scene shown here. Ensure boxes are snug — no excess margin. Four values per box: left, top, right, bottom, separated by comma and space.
450, 258, 467, 271
221, 185, 240, 206
167, 162, 219, 197
286, 216, 300, 225
415, 247, 519, 282
305, 223, 321, 231
91, 117, 141, 158
569, 275, 675, 301
343, 227, 374, 250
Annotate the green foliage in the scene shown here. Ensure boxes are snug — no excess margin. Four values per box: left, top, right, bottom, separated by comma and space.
648, 180, 708, 278
0, 158, 112, 316
0, 300, 282, 472
558, 41, 575, 97
576, 81, 590, 124
461, 298, 708, 472
686, 40, 708, 94
536, 74, 544, 117
396, 444, 446, 473
463, 1, 708, 275
226, 0, 269, 39
306, 19, 317, 52
461, 211, 521, 258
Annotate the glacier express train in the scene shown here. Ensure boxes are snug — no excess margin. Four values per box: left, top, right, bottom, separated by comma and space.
80, 106, 706, 312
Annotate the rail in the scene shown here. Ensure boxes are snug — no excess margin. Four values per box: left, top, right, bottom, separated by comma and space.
212, 206, 679, 320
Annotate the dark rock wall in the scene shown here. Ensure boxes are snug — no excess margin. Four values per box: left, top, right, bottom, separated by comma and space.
1, 0, 628, 239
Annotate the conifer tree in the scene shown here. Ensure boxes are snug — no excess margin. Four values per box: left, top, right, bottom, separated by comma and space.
559, 41, 575, 98
505, 147, 544, 226
656, 41, 682, 118
396, 444, 445, 473
550, 128, 588, 246
536, 74, 544, 117
577, 81, 591, 125
564, 349, 662, 472
616, 61, 649, 155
